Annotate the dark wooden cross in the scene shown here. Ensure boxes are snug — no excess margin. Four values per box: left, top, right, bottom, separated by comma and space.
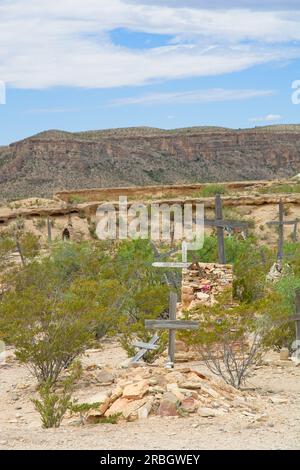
145, 291, 199, 368
267, 200, 299, 264
204, 194, 251, 264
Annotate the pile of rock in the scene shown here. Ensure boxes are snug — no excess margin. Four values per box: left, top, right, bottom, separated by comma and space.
83, 366, 261, 423
181, 263, 233, 310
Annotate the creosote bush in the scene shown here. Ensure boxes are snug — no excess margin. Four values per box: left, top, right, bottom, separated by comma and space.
32, 361, 82, 428
0, 246, 112, 385
182, 291, 273, 389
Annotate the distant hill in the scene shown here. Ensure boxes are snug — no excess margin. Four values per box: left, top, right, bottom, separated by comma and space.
1, 124, 300, 200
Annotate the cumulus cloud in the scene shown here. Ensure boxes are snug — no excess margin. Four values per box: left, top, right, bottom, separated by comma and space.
125, 1, 300, 11
249, 113, 283, 123
109, 88, 276, 106
0, 1, 299, 89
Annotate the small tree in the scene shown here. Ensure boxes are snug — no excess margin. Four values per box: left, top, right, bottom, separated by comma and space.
182, 291, 272, 389
0, 259, 107, 385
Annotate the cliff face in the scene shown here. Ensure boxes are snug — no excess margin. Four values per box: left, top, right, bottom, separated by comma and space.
1, 125, 300, 200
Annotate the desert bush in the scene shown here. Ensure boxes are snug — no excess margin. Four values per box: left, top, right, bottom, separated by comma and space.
18, 232, 41, 260
34, 218, 46, 230
263, 275, 300, 351
32, 361, 82, 428
69, 403, 121, 425
68, 402, 101, 425
259, 183, 300, 194
0, 233, 15, 271
197, 184, 229, 198
101, 240, 170, 362
32, 382, 72, 428
0, 257, 108, 384
182, 291, 273, 389
68, 195, 89, 204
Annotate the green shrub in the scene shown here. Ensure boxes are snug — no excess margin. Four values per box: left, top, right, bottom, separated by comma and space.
34, 218, 46, 230
19, 232, 41, 260
259, 183, 300, 194
194, 184, 229, 198
0, 258, 107, 384
32, 362, 81, 428
182, 291, 274, 389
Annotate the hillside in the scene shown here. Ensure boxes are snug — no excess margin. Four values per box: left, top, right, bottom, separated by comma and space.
1, 125, 300, 200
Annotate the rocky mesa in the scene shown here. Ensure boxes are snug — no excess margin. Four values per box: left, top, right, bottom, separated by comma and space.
1, 124, 300, 200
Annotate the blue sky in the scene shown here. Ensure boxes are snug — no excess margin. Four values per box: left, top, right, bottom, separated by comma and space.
0, 0, 300, 145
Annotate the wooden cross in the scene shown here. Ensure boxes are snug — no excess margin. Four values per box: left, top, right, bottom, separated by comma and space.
130, 334, 160, 364
152, 240, 191, 270
204, 195, 251, 264
145, 291, 199, 368
150, 241, 184, 288
267, 200, 299, 264
47, 217, 52, 243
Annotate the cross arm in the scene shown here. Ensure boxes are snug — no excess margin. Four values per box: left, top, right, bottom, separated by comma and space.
152, 262, 191, 268
145, 320, 199, 330
132, 341, 158, 350
267, 220, 299, 226
205, 219, 251, 229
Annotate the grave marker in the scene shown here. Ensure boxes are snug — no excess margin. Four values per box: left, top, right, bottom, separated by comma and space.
267, 200, 299, 264
206, 195, 251, 264
145, 291, 199, 368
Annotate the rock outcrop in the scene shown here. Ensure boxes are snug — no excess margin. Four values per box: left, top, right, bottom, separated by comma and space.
1, 124, 300, 199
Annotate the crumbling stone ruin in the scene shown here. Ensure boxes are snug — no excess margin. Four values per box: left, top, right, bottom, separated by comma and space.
181, 262, 233, 310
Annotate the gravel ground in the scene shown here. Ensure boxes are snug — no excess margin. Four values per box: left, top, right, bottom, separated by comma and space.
0, 342, 299, 450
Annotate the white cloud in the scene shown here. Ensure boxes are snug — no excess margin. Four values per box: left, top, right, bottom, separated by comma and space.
0, 1, 299, 89
109, 88, 276, 106
249, 113, 283, 123
125, 1, 300, 11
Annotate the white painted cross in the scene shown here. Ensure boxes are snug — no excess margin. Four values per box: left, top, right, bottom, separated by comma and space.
152, 240, 191, 269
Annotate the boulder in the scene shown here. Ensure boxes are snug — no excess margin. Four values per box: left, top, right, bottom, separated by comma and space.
95, 370, 115, 385
122, 379, 149, 400
105, 397, 147, 421
138, 399, 154, 420
179, 381, 202, 390
180, 397, 197, 413
157, 392, 179, 417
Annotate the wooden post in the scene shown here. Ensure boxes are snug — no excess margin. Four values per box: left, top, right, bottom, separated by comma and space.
295, 290, 300, 347
215, 194, 226, 264
168, 292, 177, 366
47, 217, 52, 243
293, 220, 298, 242
16, 240, 26, 267
182, 240, 187, 263
277, 200, 284, 265
145, 294, 199, 368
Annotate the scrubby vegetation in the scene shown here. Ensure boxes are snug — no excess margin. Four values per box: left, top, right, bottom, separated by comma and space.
1, 230, 300, 424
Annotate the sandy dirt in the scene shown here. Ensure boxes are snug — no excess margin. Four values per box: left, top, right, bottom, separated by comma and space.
0, 340, 299, 450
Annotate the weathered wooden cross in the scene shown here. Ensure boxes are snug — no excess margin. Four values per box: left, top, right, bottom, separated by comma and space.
151, 239, 192, 269
204, 195, 251, 264
47, 217, 52, 243
145, 291, 199, 368
130, 241, 189, 364
130, 334, 160, 364
267, 200, 299, 265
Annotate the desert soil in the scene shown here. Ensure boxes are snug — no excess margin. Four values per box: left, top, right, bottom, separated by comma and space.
0, 340, 299, 450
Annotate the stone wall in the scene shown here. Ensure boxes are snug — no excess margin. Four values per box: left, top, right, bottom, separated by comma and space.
181, 262, 233, 310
